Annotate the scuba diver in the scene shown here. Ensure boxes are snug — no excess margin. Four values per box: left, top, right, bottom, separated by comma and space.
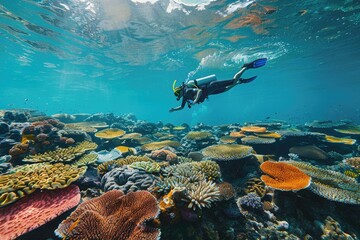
169, 58, 267, 112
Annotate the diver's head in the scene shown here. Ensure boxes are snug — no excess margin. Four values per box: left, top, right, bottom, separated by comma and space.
172, 80, 183, 100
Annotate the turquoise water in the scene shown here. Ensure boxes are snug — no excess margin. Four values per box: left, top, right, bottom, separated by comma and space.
1, 0, 360, 125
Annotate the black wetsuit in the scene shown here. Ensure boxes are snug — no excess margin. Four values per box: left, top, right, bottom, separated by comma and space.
180, 79, 235, 108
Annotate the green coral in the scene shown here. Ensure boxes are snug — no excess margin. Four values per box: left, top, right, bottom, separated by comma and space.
185, 131, 213, 141
141, 140, 181, 151
74, 153, 98, 166
97, 155, 153, 175
287, 161, 360, 204
129, 161, 161, 173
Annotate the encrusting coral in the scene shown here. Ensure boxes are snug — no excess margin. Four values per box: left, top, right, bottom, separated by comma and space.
287, 160, 360, 204
55, 190, 160, 240
23, 141, 97, 163
0, 185, 81, 240
260, 161, 311, 191
0, 163, 86, 207
202, 144, 253, 161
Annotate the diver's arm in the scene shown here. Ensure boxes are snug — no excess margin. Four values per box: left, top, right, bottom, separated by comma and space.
193, 89, 202, 104
169, 98, 186, 112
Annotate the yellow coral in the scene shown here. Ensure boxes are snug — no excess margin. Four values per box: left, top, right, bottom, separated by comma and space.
0, 163, 86, 207
334, 126, 360, 135
255, 132, 281, 138
244, 178, 266, 197
219, 136, 238, 143
95, 128, 126, 139
119, 133, 142, 140
97, 155, 153, 175
141, 140, 181, 151
324, 135, 356, 145
23, 141, 97, 163
202, 144, 253, 161
241, 126, 267, 133
74, 153, 98, 166
192, 161, 221, 181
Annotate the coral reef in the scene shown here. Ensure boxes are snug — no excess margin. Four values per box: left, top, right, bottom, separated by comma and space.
244, 178, 266, 197
241, 136, 276, 144
0, 185, 80, 240
74, 153, 98, 166
324, 135, 356, 145
150, 149, 178, 163
185, 179, 221, 210
97, 155, 153, 175
241, 126, 267, 133
55, 190, 160, 240
101, 166, 159, 193
260, 161, 311, 191
334, 125, 360, 135
129, 161, 161, 173
217, 181, 235, 201
202, 144, 253, 161
319, 216, 355, 239
343, 157, 360, 170
237, 193, 263, 211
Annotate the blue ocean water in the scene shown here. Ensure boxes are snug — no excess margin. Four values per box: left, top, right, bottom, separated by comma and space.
1, 0, 360, 125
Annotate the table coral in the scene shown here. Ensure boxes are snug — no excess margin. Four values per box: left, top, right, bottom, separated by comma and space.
0, 185, 80, 240
141, 140, 181, 151
260, 161, 311, 191
185, 131, 213, 141
240, 126, 267, 133
55, 190, 160, 240
94, 128, 126, 139
202, 144, 253, 161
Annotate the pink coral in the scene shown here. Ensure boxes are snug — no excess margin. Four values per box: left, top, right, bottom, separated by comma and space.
56, 190, 160, 240
0, 185, 80, 240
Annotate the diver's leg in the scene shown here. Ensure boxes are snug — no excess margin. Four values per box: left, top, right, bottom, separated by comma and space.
207, 80, 235, 95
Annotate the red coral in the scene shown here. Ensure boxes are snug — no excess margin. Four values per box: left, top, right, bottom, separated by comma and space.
0, 185, 80, 240
56, 190, 160, 240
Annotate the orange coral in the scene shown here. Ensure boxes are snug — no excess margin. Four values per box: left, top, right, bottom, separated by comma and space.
55, 190, 160, 240
260, 161, 311, 191
150, 149, 178, 163
240, 126, 267, 133
229, 131, 246, 138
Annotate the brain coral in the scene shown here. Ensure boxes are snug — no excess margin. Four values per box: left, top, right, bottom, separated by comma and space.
201, 144, 253, 161
55, 190, 160, 240
141, 140, 181, 151
260, 161, 311, 191
101, 166, 159, 193
0, 185, 80, 240
185, 131, 213, 141
0, 163, 86, 207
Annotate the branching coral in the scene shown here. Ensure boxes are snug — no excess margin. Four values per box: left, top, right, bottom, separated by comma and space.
141, 140, 181, 151
185, 179, 221, 211
260, 161, 311, 191
185, 131, 213, 141
23, 141, 97, 163
192, 160, 222, 181
202, 144, 253, 161
0, 163, 86, 207
287, 160, 360, 204
55, 190, 160, 240
244, 178, 266, 197
0, 185, 80, 240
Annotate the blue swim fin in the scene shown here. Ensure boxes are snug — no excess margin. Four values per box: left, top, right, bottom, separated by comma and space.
243, 58, 267, 69
240, 76, 257, 84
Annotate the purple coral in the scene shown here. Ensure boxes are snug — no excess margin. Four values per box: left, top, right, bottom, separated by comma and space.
237, 193, 263, 211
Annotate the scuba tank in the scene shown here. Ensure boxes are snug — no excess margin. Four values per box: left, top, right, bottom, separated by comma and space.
185, 74, 217, 88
